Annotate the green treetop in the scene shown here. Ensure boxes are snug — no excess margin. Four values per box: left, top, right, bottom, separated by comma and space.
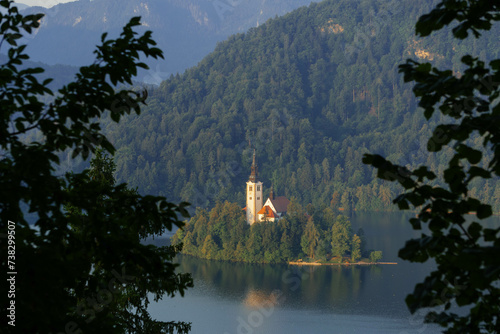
330, 215, 352, 261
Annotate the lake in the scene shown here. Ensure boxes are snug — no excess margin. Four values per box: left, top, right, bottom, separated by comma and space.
148, 212, 491, 334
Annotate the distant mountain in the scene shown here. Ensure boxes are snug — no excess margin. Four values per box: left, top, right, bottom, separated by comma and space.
0, 54, 79, 91
95, 0, 500, 213
0, 2, 29, 12
20, 0, 317, 82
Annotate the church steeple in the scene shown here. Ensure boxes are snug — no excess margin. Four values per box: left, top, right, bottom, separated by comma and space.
249, 149, 258, 182
269, 184, 274, 200
246, 150, 263, 225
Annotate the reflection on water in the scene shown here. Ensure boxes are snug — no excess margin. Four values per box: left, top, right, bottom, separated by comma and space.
243, 290, 281, 309
175, 254, 421, 317
149, 212, 499, 333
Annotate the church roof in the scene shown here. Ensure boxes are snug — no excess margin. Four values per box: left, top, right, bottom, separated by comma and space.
249, 150, 259, 182
257, 205, 277, 218
269, 196, 290, 213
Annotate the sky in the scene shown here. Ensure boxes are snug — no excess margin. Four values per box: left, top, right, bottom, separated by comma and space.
15, 0, 76, 7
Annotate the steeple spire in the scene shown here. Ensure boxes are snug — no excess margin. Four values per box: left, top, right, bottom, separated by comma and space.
249, 149, 258, 182
269, 184, 274, 200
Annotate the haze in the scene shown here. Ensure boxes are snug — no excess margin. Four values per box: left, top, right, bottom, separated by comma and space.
15, 0, 75, 7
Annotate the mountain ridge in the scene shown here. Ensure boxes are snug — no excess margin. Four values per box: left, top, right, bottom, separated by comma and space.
20, 0, 318, 81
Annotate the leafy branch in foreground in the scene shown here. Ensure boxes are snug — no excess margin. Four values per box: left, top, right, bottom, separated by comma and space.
364, 1, 500, 332
0, 1, 192, 333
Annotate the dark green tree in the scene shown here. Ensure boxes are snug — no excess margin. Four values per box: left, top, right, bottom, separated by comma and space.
369, 251, 382, 263
67, 149, 193, 333
351, 234, 362, 262
356, 227, 367, 257
330, 215, 352, 261
0, 1, 192, 333
279, 228, 294, 261
364, 0, 500, 332
88, 148, 117, 185
300, 217, 320, 259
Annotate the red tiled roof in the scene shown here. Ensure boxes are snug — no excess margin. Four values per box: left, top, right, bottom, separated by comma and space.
257, 205, 276, 218
269, 196, 290, 213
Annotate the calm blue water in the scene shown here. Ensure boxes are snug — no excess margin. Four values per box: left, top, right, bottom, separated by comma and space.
148, 212, 496, 334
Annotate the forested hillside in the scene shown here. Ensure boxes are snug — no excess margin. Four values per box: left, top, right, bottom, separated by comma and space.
100, 0, 500, 213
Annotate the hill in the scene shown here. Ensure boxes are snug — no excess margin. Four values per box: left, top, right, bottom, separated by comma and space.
93, 0, 500, 213
0, 55, 79, 90
20, 0, 317, 81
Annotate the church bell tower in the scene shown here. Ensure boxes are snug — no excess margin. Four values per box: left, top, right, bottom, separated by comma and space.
246, 151, 263, 225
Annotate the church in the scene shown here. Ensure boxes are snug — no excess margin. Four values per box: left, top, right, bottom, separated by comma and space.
245, 151, 290, 225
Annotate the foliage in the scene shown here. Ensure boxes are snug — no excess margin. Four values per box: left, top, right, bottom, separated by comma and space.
88, 148, 117, 185
301, 217, 320, 259
369, 251, 382, 263
330, 215, 352, 260
173, 201, 375, 264
351, 234, 362, 262
67, 149, 193, 333
0, 1, 191, 333
364, 0, 500, 332
94, 0, 500, 215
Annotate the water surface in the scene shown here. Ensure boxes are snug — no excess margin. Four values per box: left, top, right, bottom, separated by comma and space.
149, 212, 496, 334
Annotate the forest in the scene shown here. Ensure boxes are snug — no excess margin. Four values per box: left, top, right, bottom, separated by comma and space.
172, 201, 382, 263
80, 0, 500, 214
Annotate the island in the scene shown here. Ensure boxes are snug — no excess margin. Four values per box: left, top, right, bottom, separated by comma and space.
172, 153, 385, 265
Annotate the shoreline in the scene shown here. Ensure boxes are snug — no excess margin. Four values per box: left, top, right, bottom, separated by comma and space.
288, 261, 397, 266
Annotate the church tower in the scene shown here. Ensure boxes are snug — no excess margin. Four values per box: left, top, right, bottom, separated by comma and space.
246, 151, 263, 225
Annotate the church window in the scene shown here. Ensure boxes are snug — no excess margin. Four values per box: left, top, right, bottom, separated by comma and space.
257, 197, 260, 200
257, 185, 261, 191
249, 197, 252, 200
249, 186, 253, 192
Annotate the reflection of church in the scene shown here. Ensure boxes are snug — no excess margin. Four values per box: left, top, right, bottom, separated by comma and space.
245, 152, 290, 225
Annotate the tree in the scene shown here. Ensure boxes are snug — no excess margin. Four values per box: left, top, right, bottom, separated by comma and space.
301, 217, 319, 259
182, 232, 197, 256
68, 149, 193, 333
340, 191, 351, 213
201, 235, 219, 260
279, 228, 294, 261
351, 234, 362, 262
356, 227, 367, 257
369, 251, 382, 263
0, 2, 192, 333
331, 191, 341, 209
330, 215, 352, 261
88, 148, 117, 185
364, 1, 500, 332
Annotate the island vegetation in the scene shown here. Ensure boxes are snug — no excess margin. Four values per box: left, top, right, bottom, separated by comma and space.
172, 201, 383, 264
